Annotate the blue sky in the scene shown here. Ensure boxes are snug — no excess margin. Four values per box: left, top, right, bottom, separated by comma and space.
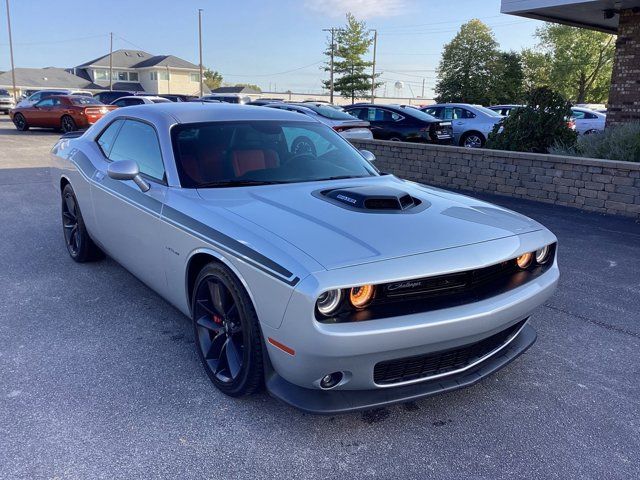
0, 0, 547, 97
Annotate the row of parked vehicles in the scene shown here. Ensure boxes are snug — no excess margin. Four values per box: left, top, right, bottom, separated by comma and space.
4, 88, 607, 146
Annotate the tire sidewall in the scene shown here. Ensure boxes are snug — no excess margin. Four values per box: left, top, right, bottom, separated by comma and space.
14, 113, 27, 131
61, 115, 76, 133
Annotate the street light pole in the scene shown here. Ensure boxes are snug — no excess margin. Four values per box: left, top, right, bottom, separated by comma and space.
5, 0, 17, 102
323, 27, 336, 104
198, 9, 204, 98
109, 32, 113, 91
370, 29, 377, 103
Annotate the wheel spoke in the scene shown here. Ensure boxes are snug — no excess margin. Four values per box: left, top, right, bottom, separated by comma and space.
196, 314, 223, 333
63, 211, 76, 223
68, 226, 78, 247
195, 299, 217, 318
215, 340, 229, 375
205, 332, 226, 360
225, 337, 242, 378
225, 303, 238, 320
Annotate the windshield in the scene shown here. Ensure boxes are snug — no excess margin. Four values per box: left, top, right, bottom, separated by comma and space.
296, 104, 358, 120
0, 89, 9, 96
172, 121, 379, 188
71, 97, 102, 105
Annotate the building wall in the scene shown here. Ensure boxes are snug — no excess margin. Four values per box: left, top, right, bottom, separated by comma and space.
350, 139, 640, 219
147, 69, 200, 95
607, 9, 640, 125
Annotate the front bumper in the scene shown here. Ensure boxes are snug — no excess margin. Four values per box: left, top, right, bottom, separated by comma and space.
266, 322, 537, 414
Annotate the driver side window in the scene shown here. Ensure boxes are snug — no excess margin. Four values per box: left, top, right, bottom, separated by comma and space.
36, 98, 54, 107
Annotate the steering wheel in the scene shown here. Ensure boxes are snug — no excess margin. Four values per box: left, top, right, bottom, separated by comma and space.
291, 136, 317, 157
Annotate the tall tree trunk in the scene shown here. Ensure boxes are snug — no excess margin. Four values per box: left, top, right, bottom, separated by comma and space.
577, 71, 587, 104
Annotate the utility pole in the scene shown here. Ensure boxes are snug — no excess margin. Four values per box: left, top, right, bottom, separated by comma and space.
370, 29, 377, 103
421, 78, 425, 98
323, 28, 336, 103
5, 0, 17, 102
198, 9, 204, 98
109, 32, 113, 91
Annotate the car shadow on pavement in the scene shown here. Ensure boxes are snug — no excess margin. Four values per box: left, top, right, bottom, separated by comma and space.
0, 116, 63, 136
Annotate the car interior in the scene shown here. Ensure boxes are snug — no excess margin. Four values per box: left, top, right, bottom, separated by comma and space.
172, 122, 375, 187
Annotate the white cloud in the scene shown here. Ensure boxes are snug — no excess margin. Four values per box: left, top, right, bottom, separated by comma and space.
304, 0, 409, 20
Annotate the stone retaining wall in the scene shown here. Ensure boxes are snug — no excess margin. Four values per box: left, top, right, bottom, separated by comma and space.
350, 139, 640, 219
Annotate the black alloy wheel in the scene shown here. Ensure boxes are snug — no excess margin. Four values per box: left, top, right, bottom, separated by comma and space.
192, 263, 264, 397
61, 184, 102, 262
13, 113, 28, 131
61, 115, 77, 133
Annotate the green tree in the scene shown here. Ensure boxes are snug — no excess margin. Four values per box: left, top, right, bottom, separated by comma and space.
521, 49, 552, 92
487, 87, 577, 153
491, 51, 525, 104
434, 19, 499, 104
535, 24, 615, 103
323, 13, 381, 103
203, 69, 223, 90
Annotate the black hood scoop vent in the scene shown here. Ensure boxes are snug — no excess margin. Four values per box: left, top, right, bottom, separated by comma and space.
316, 185, 428, 214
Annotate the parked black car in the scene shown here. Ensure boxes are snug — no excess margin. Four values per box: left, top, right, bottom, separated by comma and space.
246, 98, 284, 106
343, 104, 453, 144
93, 90, 132, 104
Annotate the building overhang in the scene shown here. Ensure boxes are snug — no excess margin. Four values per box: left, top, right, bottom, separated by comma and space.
501, 0, 640, 33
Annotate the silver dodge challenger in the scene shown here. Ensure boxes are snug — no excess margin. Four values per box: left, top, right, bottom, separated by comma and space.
50, 103, 559, 414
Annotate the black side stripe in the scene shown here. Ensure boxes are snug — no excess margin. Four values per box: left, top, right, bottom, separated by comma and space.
70, 152, 300, 287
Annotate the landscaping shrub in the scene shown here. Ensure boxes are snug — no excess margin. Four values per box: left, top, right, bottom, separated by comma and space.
486, 87, 577, 153
550, 123, 640, 162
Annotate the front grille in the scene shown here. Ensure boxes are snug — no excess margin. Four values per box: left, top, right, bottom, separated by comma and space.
373, 320, 526, 385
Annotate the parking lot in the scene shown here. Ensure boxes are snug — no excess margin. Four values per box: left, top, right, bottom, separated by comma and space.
0, 116, 639, 479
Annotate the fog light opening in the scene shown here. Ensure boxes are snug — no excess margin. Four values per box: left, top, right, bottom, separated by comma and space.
320, 372, 343, 389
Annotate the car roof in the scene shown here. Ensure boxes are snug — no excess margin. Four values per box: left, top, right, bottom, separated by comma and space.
104, 102, 319, 125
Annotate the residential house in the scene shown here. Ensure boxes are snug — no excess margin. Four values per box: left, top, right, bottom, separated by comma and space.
74, 49, 206, 95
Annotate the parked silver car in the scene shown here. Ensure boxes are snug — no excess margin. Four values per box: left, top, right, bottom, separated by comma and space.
571, 107, 606, 135
16, 89, 72, 108
110, 96, 171, 107
50, 103, 558, 413
422, 103, 504, 148
265, 102, 373, 140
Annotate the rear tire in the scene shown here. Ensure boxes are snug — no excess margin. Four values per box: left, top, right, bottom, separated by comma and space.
61, 115, 77, 133
460, 132, 485, 148
13, 113, 28, 131
192, 263, 264, 397
61, 184, 103, 262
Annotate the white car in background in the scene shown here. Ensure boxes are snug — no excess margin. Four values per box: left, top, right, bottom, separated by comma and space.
422, 103, 504, 148
265, 102, 373, 140
571, 107, 606, 135
110, 96, 172, 107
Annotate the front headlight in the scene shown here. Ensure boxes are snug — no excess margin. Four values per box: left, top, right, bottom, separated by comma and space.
349, 285, 375, 309
535, 245, 551, 264
316, 289, 342, 316
516, 252, 533, 269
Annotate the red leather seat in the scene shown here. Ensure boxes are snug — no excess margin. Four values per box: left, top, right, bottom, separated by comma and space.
232, 150, 279, 177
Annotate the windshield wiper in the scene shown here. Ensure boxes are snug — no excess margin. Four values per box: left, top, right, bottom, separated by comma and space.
197, 179, 287, 188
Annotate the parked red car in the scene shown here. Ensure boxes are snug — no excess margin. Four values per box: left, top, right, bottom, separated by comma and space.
10, 95, 116, 132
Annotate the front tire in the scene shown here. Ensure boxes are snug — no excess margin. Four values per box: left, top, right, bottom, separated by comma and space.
192, 263, 264, 397
61, 184, 102, 262
13, 113, 28, 131
61, 115, 77, 133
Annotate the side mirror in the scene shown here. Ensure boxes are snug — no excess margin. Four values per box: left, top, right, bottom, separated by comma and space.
360, 149, 376, 163
107, 160, 150, 192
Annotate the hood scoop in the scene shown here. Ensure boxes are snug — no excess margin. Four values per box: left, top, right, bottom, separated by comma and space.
317, 185, 427, 214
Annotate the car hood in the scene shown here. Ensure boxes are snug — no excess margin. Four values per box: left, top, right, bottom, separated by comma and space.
197, 176, 543, 270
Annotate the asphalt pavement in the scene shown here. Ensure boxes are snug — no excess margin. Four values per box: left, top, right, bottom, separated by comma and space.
0, 117, 639, 479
